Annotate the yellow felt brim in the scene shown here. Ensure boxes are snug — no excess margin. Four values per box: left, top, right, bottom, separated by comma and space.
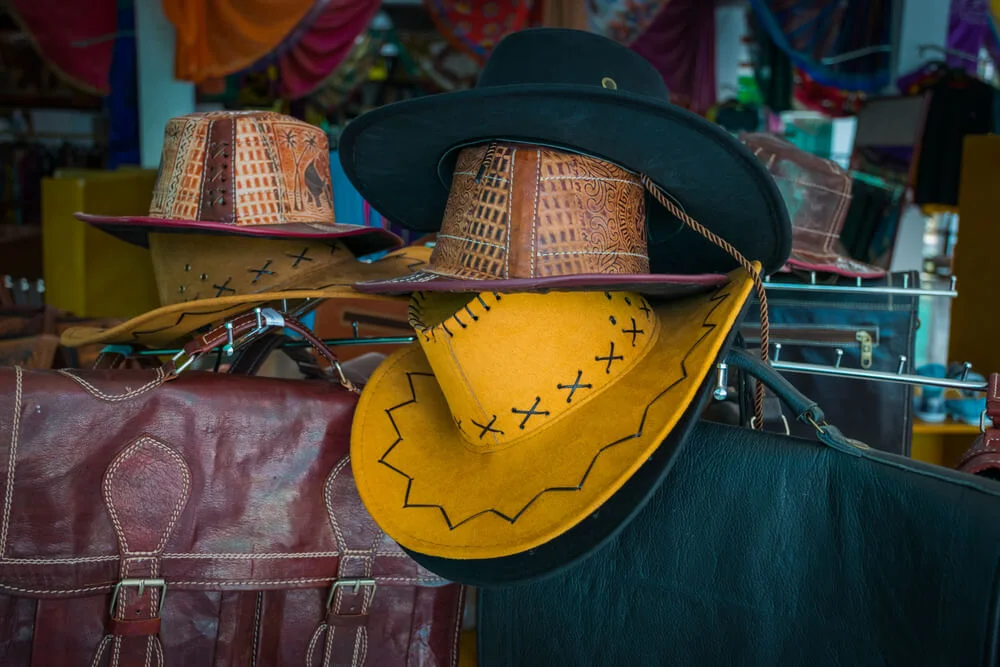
350, 266, 757, 559
58, 245, 430, 348
59, 288, 410, 348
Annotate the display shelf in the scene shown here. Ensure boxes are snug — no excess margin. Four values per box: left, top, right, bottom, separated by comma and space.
912, 418, 980, 435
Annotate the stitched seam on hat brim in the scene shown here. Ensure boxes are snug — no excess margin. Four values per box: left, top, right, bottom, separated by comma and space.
415, 291, 661, 452
368, 281, 734, 537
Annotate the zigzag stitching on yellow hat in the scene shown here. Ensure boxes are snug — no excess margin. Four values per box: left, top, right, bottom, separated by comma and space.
125, 252, 429, 340
375, 281, 735, 530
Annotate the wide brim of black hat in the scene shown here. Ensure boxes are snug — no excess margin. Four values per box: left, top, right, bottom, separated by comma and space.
400, 315, 743, 587
339, 83, 791, 276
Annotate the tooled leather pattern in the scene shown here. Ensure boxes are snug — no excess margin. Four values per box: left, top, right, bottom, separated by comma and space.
432, 144, 513, 280
532, 146, 647, 276
430, 142, 647, 281
146, 111, 334, 227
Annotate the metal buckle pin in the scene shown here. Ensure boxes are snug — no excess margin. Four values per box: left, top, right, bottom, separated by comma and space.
109, 578, 167, 616
325, 578, 376, 612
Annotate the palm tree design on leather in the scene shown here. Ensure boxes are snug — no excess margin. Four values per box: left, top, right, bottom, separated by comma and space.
280, 127, 332, 214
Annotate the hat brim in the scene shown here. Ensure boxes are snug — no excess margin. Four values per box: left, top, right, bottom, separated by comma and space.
786, 253, 886, 279
354, 268, 729, 296
350, 266, 756, 560
59, 246, 431, 348
338, 84, 791, 276
398, 368, 716, 586
74, 212, 403, 258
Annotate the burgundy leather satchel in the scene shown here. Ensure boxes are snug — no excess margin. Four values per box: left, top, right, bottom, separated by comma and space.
0, 312, 464, 666
957, 373, 1000, 480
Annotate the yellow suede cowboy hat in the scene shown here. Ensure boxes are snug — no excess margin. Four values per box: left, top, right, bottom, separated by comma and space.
350, 264, 756, 560
59, 236, 431, 348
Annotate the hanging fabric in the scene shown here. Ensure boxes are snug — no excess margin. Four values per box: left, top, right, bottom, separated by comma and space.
630, 0, 717, 113
263, 0, 381, 99
6, 0, 117, 94
587, 0, 667, 45
948, 0, 1000, 73
422, 0, 541, 65
162, 0, 315, 83
747, 0, 894, 93
911, 69, 997, 206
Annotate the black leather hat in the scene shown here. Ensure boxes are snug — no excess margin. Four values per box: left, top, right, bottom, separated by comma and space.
339, 28, 791, 275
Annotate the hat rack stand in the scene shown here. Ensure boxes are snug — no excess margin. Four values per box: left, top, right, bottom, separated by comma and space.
714, 342, 988, 395
132, 308, 415, 359
762, 272, 958, 298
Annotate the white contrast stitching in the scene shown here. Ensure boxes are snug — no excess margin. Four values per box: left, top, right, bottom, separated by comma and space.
103, 437, 192, 555
437, 234, 505, 251
58, 369, 165, 402
324, 458, 351, 550
537, 250, 648, 259
530, 149, 540, 278
0, 366, 23, 556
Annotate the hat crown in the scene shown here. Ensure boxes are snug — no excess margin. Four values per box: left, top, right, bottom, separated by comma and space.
410, 290, 658, 451
428, 142, 649, 282
477, 28, 669, 100
148, 110, 335, 228
742, 133, 851, 255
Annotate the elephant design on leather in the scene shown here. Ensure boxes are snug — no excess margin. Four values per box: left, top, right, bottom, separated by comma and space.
304, 159, 333, 210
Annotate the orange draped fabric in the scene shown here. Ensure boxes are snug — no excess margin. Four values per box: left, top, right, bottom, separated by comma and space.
162, 0, 316, 83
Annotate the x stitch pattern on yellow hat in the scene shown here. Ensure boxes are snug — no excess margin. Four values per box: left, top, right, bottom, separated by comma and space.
350, 264, 756, 559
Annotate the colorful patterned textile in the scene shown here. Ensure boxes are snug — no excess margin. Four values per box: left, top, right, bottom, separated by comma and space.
7, 0, 117, 94
748, 0, 894, 93
422, 0, 542, 64
587, 0, 667, 45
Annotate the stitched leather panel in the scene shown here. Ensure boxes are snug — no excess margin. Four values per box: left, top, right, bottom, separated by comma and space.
0, 366, 464, 666
198, 117, 236, 224
532, 146, 647, 276
430, 142, 648, 281
479, 420, 1000, 666
432, 145, 513, 280
145, 111, 335, 227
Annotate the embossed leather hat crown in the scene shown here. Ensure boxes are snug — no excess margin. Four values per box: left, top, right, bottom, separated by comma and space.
340, 28, 791, 277
350, 265, 758, 562
77, 110, 400, 257
356, 142, 729, 296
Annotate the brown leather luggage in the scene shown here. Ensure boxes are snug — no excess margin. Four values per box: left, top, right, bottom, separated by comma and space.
0, 315, 464, 666
957, 373, 1000, 480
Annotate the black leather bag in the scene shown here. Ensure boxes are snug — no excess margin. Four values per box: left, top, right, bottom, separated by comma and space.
740, 271, 919, 455
478, 351, 1000, 666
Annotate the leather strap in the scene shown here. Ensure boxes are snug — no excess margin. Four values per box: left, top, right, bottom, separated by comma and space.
109, 617, 163, 637
95, 436, 192, 666
177, 308, 357, 392
957, 374, 1000, 477
305, 456, 385, 667
724, 350, 868, 455
227, 333, 329, 379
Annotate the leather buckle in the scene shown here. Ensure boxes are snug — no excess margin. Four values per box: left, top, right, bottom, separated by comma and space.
109, 578, 167, 616
325, 578, 376, 624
